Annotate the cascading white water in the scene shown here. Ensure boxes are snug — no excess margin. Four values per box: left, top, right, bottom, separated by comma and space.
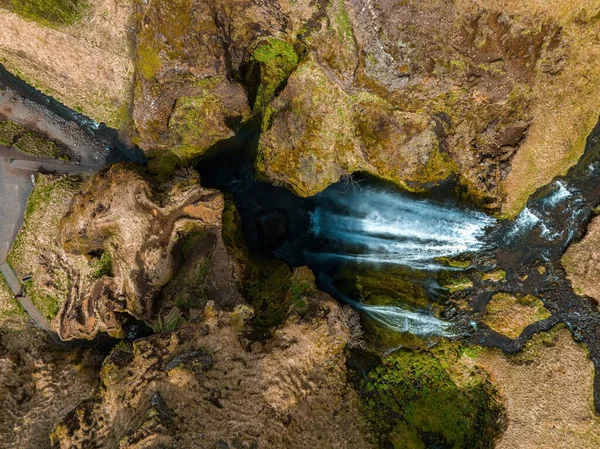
310, 187, 496, 271
507, 180, 585, 247
308, 187, 497, 338
354, 302, 456, 337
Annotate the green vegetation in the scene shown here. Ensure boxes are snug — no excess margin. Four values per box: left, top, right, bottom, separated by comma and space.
137, 44, 163, 80
14, 132, 70, 160
481, 269, 506, 282
436, 257, 471, 269
8, 174, 81, 320
0, 119, 70, 160
152, 306, 185, 333
10, 0, 86, 27
0, 274, 26, 326
222, 199, 293, 330
0, 119, 26, 146
438, 271, 473, 293
251, 38, 299, 112
360, 347, 505, 449
91, 251, 113, 279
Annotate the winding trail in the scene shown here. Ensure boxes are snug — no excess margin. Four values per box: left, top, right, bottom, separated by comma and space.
0, 144, 102, 345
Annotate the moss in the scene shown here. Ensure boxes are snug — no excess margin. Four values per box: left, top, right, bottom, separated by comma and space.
436, 257, 471, 269
332, 0, 353, 41
7, 175, 81, 320
10, 0, 86, 27
414, 147, 458, 185
152, 306, 185, 333
360, 347, 505, 449
481, 269, 506, 282
137, 44, 163, 80
168, 93, 236, 160
251, 38, 299, 112
439, 271, 473, 293
0, 119, 26, 146
147, 150, 182, 177
91, 251, 112, 279
14, 131, 70, 160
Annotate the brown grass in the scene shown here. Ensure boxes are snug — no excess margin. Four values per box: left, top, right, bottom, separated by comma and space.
0, 273, 26, 329
465, 0, 600, 216
483, 293, 551, 338
7, 174, 82, 322
562, 215, 600, 301
0, 0, 135, 127
468, 327, 600, 449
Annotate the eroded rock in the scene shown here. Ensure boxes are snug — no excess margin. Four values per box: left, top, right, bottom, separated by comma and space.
56, 164, 242, 340
50, 303, 373, 449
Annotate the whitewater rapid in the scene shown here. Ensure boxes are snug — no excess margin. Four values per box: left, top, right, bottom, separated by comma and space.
310, 187, 496, 271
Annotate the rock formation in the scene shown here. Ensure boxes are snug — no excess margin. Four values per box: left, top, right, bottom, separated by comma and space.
50, 302, 373, 449
56, 164, 242, 340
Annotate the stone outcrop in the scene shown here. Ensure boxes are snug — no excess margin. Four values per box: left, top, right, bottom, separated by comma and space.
132, 0, 600, 214
50, 302, 373, 449
0, 328, 103, 449
56, 164, 242, 340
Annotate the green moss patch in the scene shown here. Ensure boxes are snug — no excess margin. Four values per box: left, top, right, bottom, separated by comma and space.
360, 347, 505, 449
0, 118, 71, 160
0, 119, 26, 146
10, 0, 86, 27
250, 38, 299, 112
159, 230, 213, 312
137, 44, 163, 81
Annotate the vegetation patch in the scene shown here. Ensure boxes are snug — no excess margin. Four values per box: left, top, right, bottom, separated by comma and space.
483, 293, 550, 339
10, 0, 86, 27
359, 346, 505, 449
222, 199, 293, 330
137, 44, 163, 81
0, 118, 71, 160
0, 273, 26, 328
159, 230, 213, 313
91, 251, 112, 279
250, 38, 299, 113
439, 270, 473, 293
7, 174, 81, 320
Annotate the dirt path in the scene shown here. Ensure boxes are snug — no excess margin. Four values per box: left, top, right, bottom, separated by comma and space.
0, 144, 106, 345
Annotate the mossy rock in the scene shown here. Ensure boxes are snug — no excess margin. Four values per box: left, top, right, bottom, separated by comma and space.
257, 58, 455, 197
167, 90, 250, 162
249, 38, 299, 113
159, 230, 214, 313
360, 347, 505, 449
336, 264, 433, 310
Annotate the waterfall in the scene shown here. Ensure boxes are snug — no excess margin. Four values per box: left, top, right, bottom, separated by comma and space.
310, 187, 496, 271
355, 302, 456, 337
